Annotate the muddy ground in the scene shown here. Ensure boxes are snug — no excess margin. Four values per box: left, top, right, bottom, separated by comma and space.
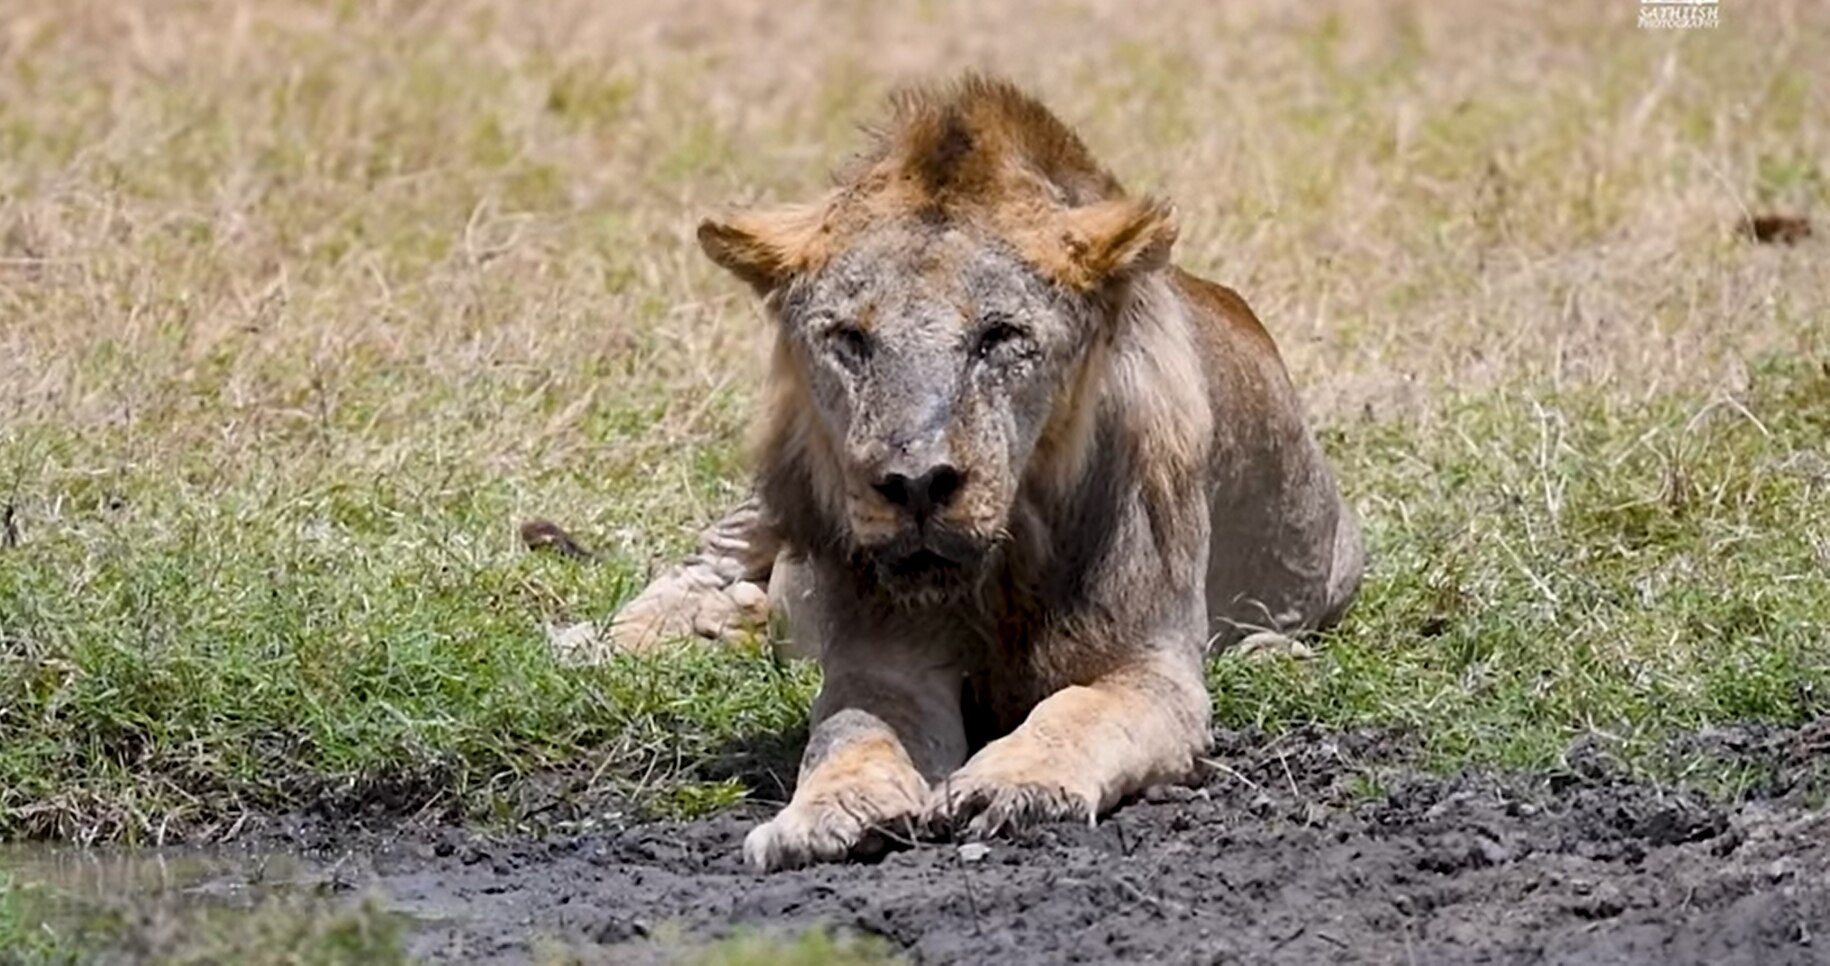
237, 722, 1826, 964
17, 722, 1830, 964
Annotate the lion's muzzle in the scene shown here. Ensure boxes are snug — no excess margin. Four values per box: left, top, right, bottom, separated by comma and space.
858, 519, 990, 599
870, 461, 964, 522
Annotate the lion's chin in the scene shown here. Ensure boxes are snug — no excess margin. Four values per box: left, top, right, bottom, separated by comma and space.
858, 532, 991, 605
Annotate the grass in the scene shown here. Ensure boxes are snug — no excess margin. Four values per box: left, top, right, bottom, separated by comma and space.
685, 930, 904, 966
536, 927, 904, 965
1215, 357, 1830, 778
2, 0, 1827, 854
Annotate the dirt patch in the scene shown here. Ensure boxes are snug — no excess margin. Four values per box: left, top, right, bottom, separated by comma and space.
261, 726, 1825, 964
17, 725, 1830, 964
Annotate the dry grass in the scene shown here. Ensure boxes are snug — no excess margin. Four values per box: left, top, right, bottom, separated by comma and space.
1, 0, 1827, 846
5, 1, 1826, 523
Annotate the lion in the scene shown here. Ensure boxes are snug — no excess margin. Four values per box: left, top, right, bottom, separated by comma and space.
609, 75, 1364, 871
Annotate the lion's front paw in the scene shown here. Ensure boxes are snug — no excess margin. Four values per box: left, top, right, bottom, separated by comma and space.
929, 748, 1100, 839
744, 782, 925, 872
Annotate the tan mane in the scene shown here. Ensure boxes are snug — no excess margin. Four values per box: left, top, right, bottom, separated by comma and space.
841, 74, 1126, 212
702, 75, 1176, 295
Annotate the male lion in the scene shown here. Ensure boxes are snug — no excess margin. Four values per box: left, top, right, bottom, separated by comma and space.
611, 75, 1363, 871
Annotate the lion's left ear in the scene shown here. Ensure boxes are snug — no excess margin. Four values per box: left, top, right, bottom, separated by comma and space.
697, 204, 828, 294
1058, 197, 1177, 289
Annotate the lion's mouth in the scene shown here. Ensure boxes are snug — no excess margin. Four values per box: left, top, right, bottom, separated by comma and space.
883, 548, 966, 578
863, 530, 988, 596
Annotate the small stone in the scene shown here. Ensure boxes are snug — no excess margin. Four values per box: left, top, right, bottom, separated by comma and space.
958, 843, 992, 863
1572, 884, 1625, 920
591, 916, 650, 944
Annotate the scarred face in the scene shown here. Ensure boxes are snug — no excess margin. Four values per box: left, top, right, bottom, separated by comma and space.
775, 221, 1090, 598
696, 120, 1177, 605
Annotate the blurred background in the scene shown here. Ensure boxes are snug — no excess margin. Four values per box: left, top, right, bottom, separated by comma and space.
5, 1, 1824, 535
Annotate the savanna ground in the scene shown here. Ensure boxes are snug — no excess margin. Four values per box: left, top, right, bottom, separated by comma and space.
1, 0, 1828, 962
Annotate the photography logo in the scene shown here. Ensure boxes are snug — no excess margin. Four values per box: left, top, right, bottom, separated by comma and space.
1639, 0, 1718, 29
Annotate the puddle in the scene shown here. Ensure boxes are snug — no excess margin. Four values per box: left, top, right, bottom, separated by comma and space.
0, 841, 492, 960
1, 843, 332, 913
0, 841, 423, 956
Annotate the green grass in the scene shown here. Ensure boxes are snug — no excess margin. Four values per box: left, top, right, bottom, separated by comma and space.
136, 898, 409, 966
4, 359, 1825, 842
0, 472, 818, 839
1213, 358, 1830, 773
684, 929, 905, 966
538, 926, 908, 966
1, 0, 1827, 846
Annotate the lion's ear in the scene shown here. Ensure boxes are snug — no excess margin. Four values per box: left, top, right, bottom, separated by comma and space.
1059, 197, 1177, 287
697, 205, 827, 294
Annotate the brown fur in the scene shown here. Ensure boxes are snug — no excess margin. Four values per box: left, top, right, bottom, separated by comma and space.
701, 74, 1175, 297
626, 75, 1363, 870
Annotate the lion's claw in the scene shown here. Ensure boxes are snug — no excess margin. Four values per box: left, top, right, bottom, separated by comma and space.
743, 785, 923, 872
929, 765, 1098, 840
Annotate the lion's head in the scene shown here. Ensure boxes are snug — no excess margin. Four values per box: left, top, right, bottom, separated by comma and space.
699, 76, 1180, 603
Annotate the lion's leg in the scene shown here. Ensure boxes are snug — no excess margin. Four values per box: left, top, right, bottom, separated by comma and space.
605, 494, 782, 651
931, 656, 1209, 837
763, 554, 822, 661
744, 641, 966, 871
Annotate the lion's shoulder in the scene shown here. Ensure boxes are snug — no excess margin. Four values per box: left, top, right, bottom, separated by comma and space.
1170, 267, 1280, 359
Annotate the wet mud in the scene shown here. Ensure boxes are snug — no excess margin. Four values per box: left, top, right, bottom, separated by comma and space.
13, 722, 1830, 964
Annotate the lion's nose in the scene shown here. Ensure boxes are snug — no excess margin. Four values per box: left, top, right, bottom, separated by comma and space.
872, 463, 964, 519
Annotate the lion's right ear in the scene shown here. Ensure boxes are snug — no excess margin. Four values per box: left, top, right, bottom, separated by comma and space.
697, 205, 827, 294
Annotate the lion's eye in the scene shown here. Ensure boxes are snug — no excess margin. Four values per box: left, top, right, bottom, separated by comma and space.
825, 324, 872, 368
973, 318, 1030, 361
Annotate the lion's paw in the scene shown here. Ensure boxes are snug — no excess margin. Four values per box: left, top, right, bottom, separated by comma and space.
744, 783, 924, 872
606, 563, 769, 652
929, 753, 1099, 840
